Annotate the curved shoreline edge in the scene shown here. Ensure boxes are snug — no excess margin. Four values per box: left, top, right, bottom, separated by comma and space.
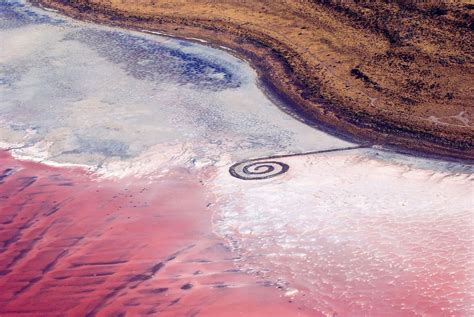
30, 0, 474, 164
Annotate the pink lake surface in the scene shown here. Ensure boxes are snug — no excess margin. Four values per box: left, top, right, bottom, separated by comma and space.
0, 150, 316, 316
2, 148, 472, 316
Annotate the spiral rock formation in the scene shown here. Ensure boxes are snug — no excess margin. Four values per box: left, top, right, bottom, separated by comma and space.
228, 146, 368, 180
229, 160, 289, 180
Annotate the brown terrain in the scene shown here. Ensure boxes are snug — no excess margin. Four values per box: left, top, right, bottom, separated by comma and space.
32, 0, 474, 161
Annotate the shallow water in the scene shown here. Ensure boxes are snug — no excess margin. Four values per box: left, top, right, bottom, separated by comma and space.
1, 1, 473, 316
0, 0, 351, 170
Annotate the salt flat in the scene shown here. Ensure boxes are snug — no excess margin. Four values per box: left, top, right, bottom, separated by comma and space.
0, 1, 473, 316
213, 149, 473, 315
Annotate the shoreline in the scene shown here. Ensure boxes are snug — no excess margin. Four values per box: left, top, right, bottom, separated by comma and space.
30, 0, 474, 164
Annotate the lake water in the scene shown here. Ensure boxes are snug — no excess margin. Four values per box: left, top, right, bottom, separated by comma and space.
1, 1, 473, 316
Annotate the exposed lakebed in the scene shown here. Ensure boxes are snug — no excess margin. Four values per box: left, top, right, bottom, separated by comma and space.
1, 1, 473, 316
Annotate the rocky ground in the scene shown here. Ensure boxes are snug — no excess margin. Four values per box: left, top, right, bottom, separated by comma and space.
33, 0, 474, 160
